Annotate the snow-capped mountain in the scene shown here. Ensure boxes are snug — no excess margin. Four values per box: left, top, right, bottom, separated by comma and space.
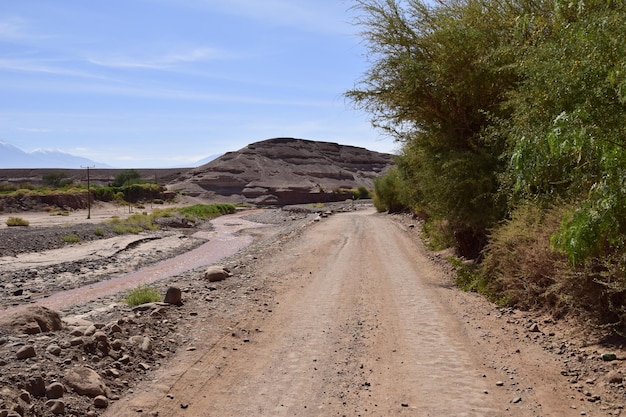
0, 141, 110, 168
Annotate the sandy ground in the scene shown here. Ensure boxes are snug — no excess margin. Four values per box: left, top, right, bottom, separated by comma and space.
2, 204, 625, 416
102, 209, 612, 417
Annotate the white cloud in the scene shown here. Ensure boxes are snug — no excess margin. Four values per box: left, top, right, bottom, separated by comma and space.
88, 46, 233, 70
0, 17, 29, 41
0, 58, 113, 80
166, 0, 352, 35
17, 127, 52, 133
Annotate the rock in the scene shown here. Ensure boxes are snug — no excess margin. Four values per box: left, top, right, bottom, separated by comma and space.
529, 323, 540, 332
46, 344, 62, 356
93, 395, 109, 408
70, 337, 84, 346
16, 345, 36, 360
164, 287, 183, 305
169, 138, 393, 206
141, 337, 153, 353
45, 399, 65, 415
25, 376, 46, 397
93, 331, 108, 343
84, 324, 97, 336
607, 371, 623, 384
62, 316, 94, 328
46, 382, 65, 399
18, 390, 31, 403
511, 397, 522, 404
0, 306, 63, 335
108, 323, 122, 334
69, 327, 85, 336
64, 367, 107, 397
602, 353, 618, 361
204, 265, 231, 282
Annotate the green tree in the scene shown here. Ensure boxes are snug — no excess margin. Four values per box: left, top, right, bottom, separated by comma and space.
501, 1, 626, 263
112, 169, 141, 187
42, 172, 72, 188
348, 0, 518, 256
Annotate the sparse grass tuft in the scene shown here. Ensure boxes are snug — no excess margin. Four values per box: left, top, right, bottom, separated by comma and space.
112, 224, 143, 234
94, 227, 105, 237
124, 285, 160, 306
61, 234, 82, 243
6, 217, 29, 227
448, 256, 499, 302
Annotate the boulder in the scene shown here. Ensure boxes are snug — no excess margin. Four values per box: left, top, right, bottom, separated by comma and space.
204, 265, 232, 282
164, 287, 183, 305
64, 367, 107, 397
0, 306, 63, 335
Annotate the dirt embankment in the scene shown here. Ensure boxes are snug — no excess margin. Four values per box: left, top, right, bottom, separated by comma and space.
1, 205, 626, 417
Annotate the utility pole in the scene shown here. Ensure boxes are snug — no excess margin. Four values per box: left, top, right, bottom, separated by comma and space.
82, 165, 95, 219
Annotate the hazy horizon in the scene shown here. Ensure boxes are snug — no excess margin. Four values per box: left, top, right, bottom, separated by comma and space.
0, 1, 397, 168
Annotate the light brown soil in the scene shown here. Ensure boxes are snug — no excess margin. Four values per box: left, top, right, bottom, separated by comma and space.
102, 209, 614, 417
3, 204, 624, 416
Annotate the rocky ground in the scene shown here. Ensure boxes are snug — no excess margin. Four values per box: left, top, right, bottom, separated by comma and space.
0, 201, 626, 416
0, 203, 352, 416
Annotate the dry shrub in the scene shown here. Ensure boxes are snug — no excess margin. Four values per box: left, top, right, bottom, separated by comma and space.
551, 253, 626, 333
482, 202, 626, 333
481, 203, 567, 310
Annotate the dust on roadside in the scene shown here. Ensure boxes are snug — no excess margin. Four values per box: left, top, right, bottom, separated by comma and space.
0, 206, 322, 416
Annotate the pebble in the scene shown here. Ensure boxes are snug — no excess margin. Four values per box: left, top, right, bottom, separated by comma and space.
94, 395, 109, 408
16, 345, 36, 360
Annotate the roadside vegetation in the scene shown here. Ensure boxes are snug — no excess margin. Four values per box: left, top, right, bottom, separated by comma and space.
5, 217, 29, 227
105, 203, 237, 234
124, 285, 161, 306
0, 169, 170, 208
349, 0, 626, 333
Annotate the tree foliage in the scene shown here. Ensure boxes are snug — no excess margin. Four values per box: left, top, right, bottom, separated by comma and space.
351, 0, 626, 329
112, 169, 141, 187
348, 0, 517, 256
350, 0, 626, 262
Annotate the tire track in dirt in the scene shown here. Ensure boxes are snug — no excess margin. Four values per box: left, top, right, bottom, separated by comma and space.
106, 210, 572, 416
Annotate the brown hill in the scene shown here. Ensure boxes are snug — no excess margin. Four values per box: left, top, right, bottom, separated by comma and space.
168, 138, 394, 205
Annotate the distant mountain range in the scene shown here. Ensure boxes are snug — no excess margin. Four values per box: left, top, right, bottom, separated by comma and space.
0, 141, 220, 169
0, 141, 110, 169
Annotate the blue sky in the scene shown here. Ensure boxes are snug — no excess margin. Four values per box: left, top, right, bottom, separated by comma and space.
0, 0, 398, 168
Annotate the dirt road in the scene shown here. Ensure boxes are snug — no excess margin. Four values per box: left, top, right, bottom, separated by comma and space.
106, 210, 577, 416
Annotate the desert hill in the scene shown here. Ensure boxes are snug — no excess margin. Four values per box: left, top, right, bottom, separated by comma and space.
168, 138, 394, 205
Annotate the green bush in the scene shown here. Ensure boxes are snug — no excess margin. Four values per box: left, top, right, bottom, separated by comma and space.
42, 172, 73, 188
352, 185, 371, 200
372, 167, 410, 213
61, 234, 81, 243
93, 186, 115, 202
177, 203, 236, 220
6, 217, 29, 227
94, 227, 105, 237
124, 285, 160, 306
112, 169, 141, 187
112, 224, 143, 234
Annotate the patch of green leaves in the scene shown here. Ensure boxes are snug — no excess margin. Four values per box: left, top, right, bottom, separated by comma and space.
124, 285, 160, 306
